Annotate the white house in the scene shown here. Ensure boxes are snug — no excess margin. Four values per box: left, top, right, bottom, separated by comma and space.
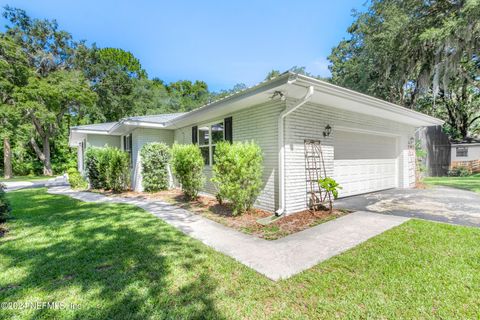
69, 72, 443, 215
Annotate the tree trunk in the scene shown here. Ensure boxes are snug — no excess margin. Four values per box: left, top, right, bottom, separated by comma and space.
42, 136, 52, 176
3, 137, 12, 179
30, 136, 53, 176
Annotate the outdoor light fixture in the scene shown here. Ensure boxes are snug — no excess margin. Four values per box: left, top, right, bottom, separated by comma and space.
323, 124, 332, 137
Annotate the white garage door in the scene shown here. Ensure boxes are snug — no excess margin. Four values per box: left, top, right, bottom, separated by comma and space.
333, 130, 397, 197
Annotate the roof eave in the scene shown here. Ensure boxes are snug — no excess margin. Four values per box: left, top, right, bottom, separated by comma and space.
164, 72, 292, 128
294, 74, 444, 127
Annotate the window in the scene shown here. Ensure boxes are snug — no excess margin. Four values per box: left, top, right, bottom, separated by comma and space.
197, 121, 224, 166
456, 147, 468, 157
123, 134, 133, 166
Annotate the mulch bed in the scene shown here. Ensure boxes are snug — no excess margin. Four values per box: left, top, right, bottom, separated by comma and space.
105, 189, 351, 240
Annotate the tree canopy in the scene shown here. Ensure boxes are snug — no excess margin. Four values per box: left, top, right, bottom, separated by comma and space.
328, 0, 479, 139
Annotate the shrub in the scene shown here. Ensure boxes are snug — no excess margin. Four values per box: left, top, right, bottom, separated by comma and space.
141, 142, 170, 192
448, 167, 471, 177
104, 148, 131, 192
212, 141, 263, 215
318, 177, 342, 213
0, 183, 11, 223
171, 144, 204, 200
67, 167, 88, 190
85, 147, 130, 192
85, 148, 105, 189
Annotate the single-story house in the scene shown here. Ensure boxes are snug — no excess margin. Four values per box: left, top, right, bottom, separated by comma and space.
69, 72, 443, 215
450, 139, 480, 173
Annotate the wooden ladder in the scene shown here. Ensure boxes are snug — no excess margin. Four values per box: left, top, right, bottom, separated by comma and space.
304, 139, 330, 211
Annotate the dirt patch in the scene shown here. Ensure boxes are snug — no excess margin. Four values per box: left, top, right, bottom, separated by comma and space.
106, 189, 351, 240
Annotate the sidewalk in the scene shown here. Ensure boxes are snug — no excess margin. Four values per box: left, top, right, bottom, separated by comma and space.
48, 186, 409, 280
4, 176, 68, 191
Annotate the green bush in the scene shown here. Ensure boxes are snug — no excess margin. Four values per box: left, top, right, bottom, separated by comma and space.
85, 148, 105, 189
171, 144, 204, 200
448, 167, 471, 177
85, 147, 130, 192
67, 168, 88, 190
0, 183, 11, 223
318, 177, 342, 213
141, 142, 170, 192
212, 141, 263, 215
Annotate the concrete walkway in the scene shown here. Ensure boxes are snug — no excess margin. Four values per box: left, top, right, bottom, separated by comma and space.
48, 186, 409, 280
3, 175, 68, 191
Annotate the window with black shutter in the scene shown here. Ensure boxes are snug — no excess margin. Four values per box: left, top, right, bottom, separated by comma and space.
192, 126, 198, 144
224, 116, 232, 143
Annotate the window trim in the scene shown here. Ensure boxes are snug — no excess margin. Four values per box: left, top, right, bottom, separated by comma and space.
197, 119, 225, 166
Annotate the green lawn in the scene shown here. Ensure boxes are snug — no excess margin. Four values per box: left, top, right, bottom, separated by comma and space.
1, 189, 480, 319
0, 175, 54, 183
424, 173, 480, 194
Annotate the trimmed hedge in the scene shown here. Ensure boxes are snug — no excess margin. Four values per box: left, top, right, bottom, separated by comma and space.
141, 142, 170, 192
85, 147, 130, 192
212, 141, 263, 215
171, 144, 204, 200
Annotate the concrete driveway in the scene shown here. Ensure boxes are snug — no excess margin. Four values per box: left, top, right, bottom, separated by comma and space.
335, 186, 480, 227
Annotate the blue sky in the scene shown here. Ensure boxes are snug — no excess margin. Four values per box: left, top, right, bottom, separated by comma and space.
0, 0, 365, 91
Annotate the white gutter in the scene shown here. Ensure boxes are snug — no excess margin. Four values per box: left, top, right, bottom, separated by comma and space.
275, 85, 314, 216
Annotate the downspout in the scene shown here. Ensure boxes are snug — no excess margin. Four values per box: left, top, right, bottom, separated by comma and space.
275, 85, 314, 216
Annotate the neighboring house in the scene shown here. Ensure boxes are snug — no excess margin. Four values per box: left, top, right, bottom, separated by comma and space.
450, 140, 480, 173
69, 72, 443, 215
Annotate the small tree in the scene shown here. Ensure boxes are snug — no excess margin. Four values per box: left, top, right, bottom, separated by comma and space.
140, 142, 170, 192
212, 141, 263, 215
318, 177, 342, 213
171, 144, 204, 200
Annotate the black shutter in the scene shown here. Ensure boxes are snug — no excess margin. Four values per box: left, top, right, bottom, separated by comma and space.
192, 126, 198, 144
224, 117, 232, 143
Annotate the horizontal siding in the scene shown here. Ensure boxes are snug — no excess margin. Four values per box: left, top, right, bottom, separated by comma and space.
173, 100, 285, 212
86, 134, 121, 148
284, 100, 416, 214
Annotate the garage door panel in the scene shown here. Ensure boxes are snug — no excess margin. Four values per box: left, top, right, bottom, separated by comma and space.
333, 130, 397, 197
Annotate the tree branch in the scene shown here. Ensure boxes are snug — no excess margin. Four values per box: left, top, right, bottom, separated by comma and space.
29, 137, 46, 163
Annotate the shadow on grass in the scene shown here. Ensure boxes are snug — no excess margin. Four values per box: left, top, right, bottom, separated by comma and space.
0, 189, 225, 319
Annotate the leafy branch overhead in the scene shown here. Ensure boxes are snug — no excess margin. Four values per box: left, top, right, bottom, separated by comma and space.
328, 0, 479, 139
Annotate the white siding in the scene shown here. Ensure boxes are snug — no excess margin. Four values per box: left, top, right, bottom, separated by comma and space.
86, 134, 121, 148
284, 100, 416, 214
451, 145, 480, 162
131, 128, 174, 191
173, 100, 285, 212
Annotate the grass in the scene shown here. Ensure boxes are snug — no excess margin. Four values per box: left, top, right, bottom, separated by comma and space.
0, 175, 54, 183
1, 188, 480, 319
424, 173, 480, 194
